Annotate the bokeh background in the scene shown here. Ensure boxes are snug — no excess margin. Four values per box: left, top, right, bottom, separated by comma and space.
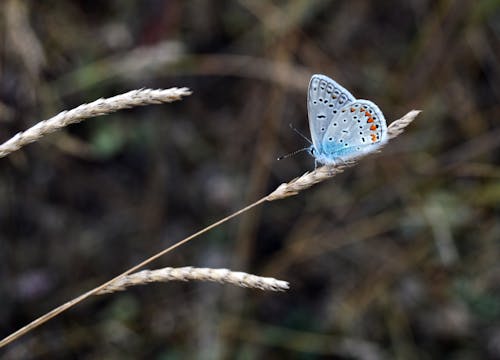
1, 0, 499, 358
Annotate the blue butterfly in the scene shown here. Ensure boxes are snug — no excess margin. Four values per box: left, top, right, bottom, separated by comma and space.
307, 74, 388, 166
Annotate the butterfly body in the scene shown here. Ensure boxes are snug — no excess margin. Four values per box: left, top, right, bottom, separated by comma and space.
307, 74, 388, 165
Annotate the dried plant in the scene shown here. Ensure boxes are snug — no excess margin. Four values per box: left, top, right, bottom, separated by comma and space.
267, 110, 421, 200
0, 98, 420, 347
0, 87, 192, 158
97, 267, 289, 294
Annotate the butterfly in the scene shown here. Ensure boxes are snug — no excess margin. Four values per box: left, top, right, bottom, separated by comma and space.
306, 74, 388, 166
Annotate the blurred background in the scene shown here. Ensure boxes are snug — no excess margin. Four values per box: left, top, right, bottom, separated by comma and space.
1, 0, 499, 358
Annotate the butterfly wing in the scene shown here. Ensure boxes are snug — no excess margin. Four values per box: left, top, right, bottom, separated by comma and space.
319, 99, 388, 163
307, 74, 355, 155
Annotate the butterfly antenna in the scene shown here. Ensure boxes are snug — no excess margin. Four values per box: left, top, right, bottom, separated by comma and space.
277, 147, 310, 161
289, 123, 312, 145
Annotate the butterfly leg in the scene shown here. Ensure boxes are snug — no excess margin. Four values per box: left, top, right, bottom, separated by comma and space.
327, 161, 337, 176
333, 157, 351, 168
326, 158, 350, 175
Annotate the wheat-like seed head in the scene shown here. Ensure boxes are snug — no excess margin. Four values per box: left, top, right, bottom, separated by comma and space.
266, 110, 421, 201
97, 266, 289, 294
0, 87, 192, 158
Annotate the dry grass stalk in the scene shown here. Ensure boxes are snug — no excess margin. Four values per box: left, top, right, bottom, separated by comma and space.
0, 109, 420, 348
0, 87, 192, 158
266, 110, 421, 200
97, 267, 289, 294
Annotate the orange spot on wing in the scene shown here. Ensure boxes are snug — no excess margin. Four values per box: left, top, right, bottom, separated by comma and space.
350, 107, 355, 112
371, 134, 377, 142
370, 125, 377, 131
360, 107, 365, 112
365, 111, 371, 117
367, 117, 374, 123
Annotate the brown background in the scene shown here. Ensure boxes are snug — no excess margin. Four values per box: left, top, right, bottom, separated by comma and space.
1, 1, 499, 358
